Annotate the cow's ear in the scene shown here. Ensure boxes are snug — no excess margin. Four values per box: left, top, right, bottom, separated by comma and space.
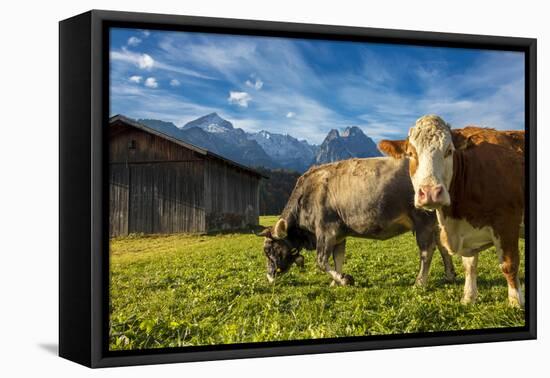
378, 139, 408, 158
451, 130, 470, 150
258, 227, 272, 238
272, 219, 288, 239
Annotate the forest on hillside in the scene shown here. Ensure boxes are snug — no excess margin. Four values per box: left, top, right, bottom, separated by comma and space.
255, 167, 301, 216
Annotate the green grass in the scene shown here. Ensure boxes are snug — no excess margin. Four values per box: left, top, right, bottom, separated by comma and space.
109, 215, 525, 350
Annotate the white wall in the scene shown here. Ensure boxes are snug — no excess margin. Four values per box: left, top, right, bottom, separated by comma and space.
1, 0, 547, 376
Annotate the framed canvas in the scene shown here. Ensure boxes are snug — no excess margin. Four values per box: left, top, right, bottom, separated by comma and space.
59, 10, 537, 368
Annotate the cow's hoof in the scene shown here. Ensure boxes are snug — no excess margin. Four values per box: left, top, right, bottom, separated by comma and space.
414, 275, 428, 288
341, 274, 355, 286
508, 298, 523, 308
508, 291, 524, 308
508, 288, 525, 308
461, 295, 477, 305
444, 272, 457, 283
414, 277, 428, 287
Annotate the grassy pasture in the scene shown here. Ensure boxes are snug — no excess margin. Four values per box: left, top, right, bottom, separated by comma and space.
109, 215, 525, 351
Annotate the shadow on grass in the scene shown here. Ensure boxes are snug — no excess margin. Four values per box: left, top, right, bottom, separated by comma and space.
205, 224, 267, 237
450, 276, 508, 288
111, 225, 267, 241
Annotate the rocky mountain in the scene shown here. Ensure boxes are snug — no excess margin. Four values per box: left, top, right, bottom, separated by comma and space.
138, 114, 381, 173
139, 113, 274, 169
314, 126, 381, 165
136, 118, 181, 139
137, 118, 220, 152
247, 130, 318, 173
182, 112, 234, 133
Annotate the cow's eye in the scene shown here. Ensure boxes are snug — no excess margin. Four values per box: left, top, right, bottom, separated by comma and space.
444, 147, 452, 158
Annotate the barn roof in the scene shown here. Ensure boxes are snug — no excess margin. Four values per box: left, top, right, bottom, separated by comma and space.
109, 115, 267, 179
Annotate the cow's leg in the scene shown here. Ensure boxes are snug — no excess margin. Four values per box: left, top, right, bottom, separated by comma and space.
501, 254, 524, 307
461, 254, 479, 304
330, 240, 349, 286
436, 237, 456, 283
414, 226, 436, 286
495, 236, 524, 307
317, 237, 353, 286
415, 244, 435, 287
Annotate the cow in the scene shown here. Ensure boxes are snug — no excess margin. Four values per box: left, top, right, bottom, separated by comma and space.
452, 126, 524, 154
258, 157, 456, 287
378, 115, 525, 307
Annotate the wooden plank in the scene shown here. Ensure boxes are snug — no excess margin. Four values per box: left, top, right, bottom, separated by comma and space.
109, 165, 129, 237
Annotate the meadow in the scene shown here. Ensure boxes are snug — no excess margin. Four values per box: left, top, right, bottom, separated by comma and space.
109, 215, 525, 351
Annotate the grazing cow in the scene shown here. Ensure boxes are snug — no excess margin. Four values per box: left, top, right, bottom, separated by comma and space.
378, 115, 525, 306
258, 157, 456, 287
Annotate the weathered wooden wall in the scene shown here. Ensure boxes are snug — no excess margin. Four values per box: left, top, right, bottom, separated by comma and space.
126, 163, 205, 234
110, 122, 203, 163
109, 165, 129, 237
204, 158, 260, 231
109, 120, 260, 237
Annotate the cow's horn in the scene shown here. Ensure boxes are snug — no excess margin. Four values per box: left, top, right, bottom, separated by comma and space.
272, 219, 288, 239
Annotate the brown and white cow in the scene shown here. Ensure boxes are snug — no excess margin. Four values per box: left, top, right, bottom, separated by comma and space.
379, 115, 525, 307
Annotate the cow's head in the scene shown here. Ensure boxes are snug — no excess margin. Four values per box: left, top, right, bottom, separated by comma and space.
379, 115, 455, 210
258, 219, 304, 283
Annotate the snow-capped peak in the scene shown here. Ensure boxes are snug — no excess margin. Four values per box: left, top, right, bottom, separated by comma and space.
258, 130, 271, 139
183, 112, 234, 132
205, 123, 228, 133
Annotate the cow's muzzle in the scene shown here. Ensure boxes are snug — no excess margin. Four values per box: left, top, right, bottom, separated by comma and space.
416, 184, 449, 209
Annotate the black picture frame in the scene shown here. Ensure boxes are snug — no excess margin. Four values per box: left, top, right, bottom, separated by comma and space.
59, 9, 537, 368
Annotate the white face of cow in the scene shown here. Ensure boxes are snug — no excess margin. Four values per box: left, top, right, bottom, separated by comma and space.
407, 115, 455, 210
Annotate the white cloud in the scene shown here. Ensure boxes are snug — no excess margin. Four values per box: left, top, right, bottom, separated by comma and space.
170, 79, 181, 87
112, 47, 214, 79
246, 78, 263, 90
141, 30, 150, 37
128, 75, 142, 84
286, 112, 295, 118
228, 91, 252, 107
144, 77, 158, 88
110, 48, 154, 70
154, 62, 217, 80
110, 82, 219, 126
159, 37, 256, 75
138, 54, 154, 69
127, 36, 142, 47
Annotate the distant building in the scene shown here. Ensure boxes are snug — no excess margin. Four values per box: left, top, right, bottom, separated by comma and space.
109, 115, 265, 237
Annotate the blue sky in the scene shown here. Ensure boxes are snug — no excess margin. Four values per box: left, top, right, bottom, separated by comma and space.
110, 28, 525, 144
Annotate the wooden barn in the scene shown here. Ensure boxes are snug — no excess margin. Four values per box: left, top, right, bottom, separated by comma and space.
109, 115, 264, 237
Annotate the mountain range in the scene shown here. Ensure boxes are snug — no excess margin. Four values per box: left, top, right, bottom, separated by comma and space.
314, 126, 381, 165
138, 112, 381, 173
